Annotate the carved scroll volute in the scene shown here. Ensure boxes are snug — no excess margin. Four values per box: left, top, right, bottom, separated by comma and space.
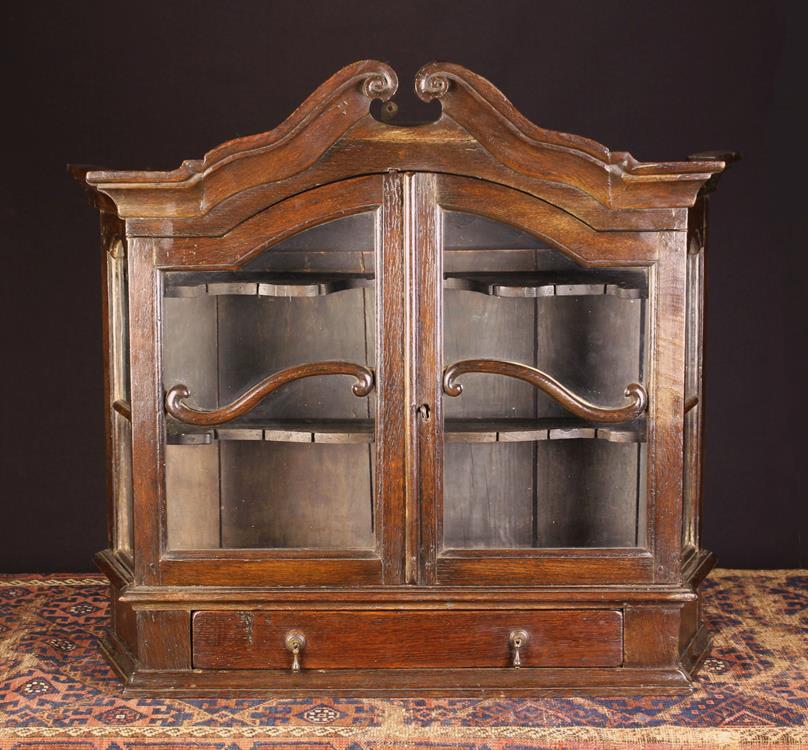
360, 64, 398, 101
166, 361, 374, 427
414, 64, 452, 102
443, 359, 647, 424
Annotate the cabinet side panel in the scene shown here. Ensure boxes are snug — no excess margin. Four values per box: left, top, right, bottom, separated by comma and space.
683, 195, 708, 552
100, 214, 134, 556
128, 239, 163, 583
110, 579, 137, 657
98, 216, 115, 548
650, 235, 687, 582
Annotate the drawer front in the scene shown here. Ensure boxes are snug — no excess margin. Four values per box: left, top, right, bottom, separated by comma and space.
192, 609, 623, 670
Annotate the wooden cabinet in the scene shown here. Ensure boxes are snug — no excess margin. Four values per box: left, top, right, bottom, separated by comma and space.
75, 61, 735, 695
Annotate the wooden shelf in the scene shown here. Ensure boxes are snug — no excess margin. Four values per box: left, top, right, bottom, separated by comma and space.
445, 271, 646, 299
167, 417, 645, 445
165, 270, 646, 300
167, 419, 375, 445
164, 272, 374, 298
445, 418, 645, 444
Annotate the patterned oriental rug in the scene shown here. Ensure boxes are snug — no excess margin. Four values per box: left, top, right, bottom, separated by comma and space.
0, 570, 804, 749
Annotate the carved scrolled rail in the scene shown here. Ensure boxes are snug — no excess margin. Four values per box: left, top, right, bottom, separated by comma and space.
165, 361, 374, 427
443, 359, 647, 424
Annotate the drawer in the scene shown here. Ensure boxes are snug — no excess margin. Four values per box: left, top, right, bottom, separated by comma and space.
192, 609, 623, 670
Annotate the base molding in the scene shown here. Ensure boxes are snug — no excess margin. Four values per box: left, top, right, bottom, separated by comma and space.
98, 547, 716, 696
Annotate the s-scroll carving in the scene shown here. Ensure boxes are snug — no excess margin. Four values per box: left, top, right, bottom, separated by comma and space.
166, 361, 374, 427
443, 359, 647, 424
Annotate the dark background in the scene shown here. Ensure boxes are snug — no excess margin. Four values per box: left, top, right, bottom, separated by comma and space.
2, 1, 804, 572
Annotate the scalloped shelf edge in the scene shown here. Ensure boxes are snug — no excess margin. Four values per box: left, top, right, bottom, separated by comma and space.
166, 419, 646, 446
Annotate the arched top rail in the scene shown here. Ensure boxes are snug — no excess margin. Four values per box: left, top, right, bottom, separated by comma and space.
152, 175, 383, 268
434, 175, 664, 265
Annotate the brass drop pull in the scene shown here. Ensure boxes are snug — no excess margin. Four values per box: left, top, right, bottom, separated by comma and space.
509, 629, 529, 668
285, 630, 306, 673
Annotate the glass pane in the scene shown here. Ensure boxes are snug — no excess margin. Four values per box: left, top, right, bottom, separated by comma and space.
162, 212, 377, 550
442, 211, 648, 549
682, 248, 703, 549
108, 241, 133, 555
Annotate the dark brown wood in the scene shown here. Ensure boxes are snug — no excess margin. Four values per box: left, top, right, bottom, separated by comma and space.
649, 231, 688, 583
219, 443, 375, 550
192, 609, 623, 670
437, 175, 666, 265
85, 62, 721, 220
136, 610, 191, 670
128, 238, 163, 584
106, 633, 693, 696
120, 582, 696, 606
160, 556, 382, 587
443, 359, 647, 423
624, 605, 682, 667
78, 61, 731, 695
86, 61, 397, 218
123, 121, 691, 238
379, 173, 408, 584
153, 176, 384, 268
165, 361, 374, 426
414, 62, 722, 209
410, 172, 442, 585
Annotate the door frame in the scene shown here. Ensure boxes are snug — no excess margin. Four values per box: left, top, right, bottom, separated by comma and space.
129, 175, 409, 587
413, 173, 685, 586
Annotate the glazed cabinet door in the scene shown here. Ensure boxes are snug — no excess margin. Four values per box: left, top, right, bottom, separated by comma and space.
143, 175, 407, 586
414, 174, 665, 586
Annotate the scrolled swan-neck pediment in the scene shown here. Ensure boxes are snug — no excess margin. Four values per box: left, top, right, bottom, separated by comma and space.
414, 62, 725, 206
84, 60, 397, 218
82, 60, 725, 222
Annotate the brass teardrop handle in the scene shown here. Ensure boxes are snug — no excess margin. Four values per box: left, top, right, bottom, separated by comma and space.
285, 630, 306, 673
509, 629, 529, 668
